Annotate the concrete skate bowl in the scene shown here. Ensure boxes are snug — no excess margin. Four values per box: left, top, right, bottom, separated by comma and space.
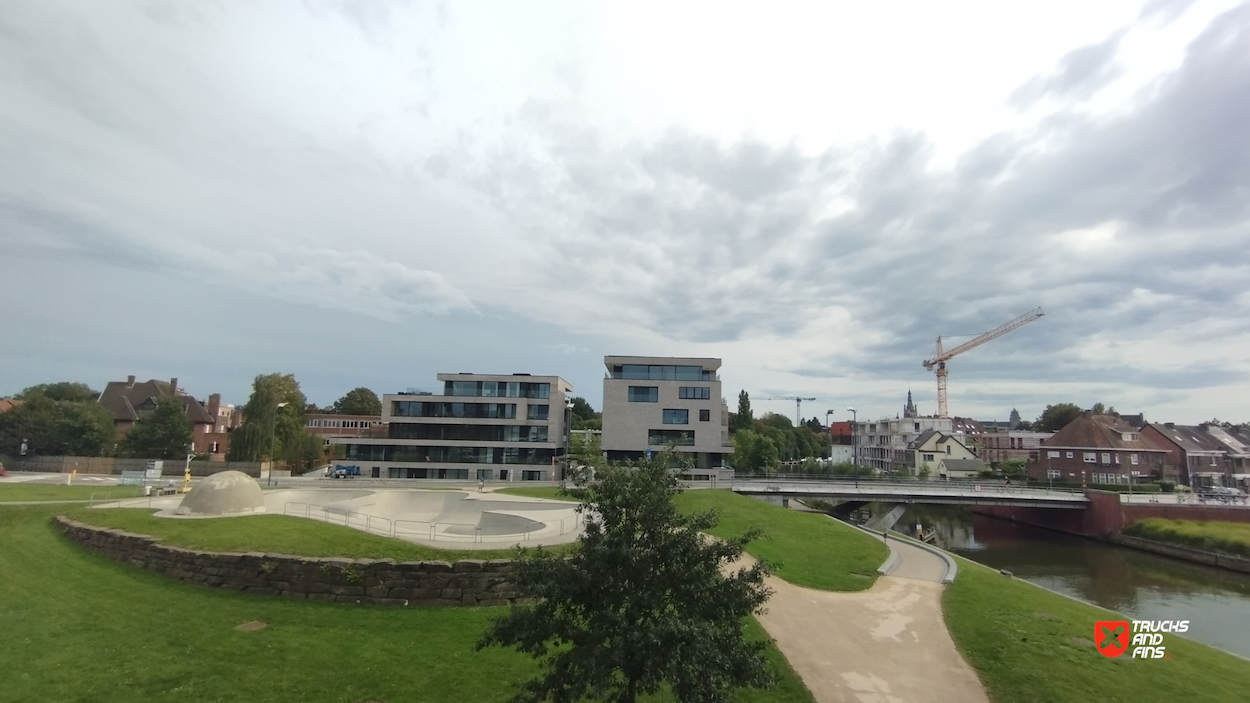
268, 489, 582, 548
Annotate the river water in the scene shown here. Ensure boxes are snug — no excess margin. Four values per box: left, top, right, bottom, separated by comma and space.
896, 505, 1250, 659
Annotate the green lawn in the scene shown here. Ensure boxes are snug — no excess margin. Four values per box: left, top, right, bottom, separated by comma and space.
0, 504, 812, 703
1123, 518, 1250, 558
64, 507, 553, 562
943, 556, 1250, 703
0, 484, 145, 502
674, 490, 887, 592
494, 486, 575, 501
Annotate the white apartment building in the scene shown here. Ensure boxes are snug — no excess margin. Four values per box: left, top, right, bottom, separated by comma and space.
601, 356, 733, 479
331, 373, 572, 481
855, 415, 959, 474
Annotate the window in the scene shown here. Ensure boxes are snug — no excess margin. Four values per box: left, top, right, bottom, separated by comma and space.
1101, 453, 1111, 464
699, 409, 710, 422
1048, 450, 1060, 458
1066, 451, 1074, 459
923, 453, 935, 462
628, 386, 659, 403
1083, 452, 1096, 463
679, 386, 711, 400
527, 405, 549, 420
663, 409, 689, 424
1130, 454, 1138, 465
1211, 456, 1218, 466
914, 423, 921, 431
648, 429, 695, 446
1047, 469, 1060, 480
613, 365, 713, 381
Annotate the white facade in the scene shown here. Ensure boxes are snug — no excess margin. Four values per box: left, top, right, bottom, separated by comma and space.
331, 373, 572, 481
855, 416, 966, 474
601, 356, 733, 477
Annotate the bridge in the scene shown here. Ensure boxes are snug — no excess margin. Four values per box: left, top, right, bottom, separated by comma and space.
732, 478, 1089, 510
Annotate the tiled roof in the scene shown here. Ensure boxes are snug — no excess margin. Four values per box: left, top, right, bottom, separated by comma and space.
1043, 414, 1169, 452
98, 378, 214, 425
1147, 424, 1226, 453
1206, 426, 1250, 457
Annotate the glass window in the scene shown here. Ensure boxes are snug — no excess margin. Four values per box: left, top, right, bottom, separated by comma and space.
663, 409, 689, 424
679, 386, 711, 400
1066, 451, 1074, 459
1101, 452, 1111, 464
648, 429, 695, 446
628, 386, 659, 403
1130, 454, 1138, 465
1083, 452, 1096, 463
699, 409, 710, 422
1047, 450, 1060, 458
528, 404, 549, 420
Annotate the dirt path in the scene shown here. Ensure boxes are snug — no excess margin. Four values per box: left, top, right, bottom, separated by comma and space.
747, 535, 989, 703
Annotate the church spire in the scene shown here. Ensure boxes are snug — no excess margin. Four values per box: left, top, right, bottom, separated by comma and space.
904, 390, 918, 418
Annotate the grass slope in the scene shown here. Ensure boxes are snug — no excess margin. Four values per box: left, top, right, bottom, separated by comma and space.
64, 507, 545, 561
943, 556, 1250, 703
674, 490, 887, 592
0, 505, 811, 703
0, 484, 145, 502
1123, 518, 1250, 558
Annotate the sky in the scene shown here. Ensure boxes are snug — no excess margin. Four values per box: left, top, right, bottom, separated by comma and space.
2, 0, 1248, 425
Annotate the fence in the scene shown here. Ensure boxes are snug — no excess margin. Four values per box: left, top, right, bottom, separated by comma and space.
281, 501, 582, 544
0, 455, 265, 477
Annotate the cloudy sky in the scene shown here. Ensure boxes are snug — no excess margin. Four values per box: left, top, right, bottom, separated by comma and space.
2, 0, 1248, 424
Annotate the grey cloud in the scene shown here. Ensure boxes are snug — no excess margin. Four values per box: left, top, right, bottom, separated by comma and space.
1010, 33, 1124, 108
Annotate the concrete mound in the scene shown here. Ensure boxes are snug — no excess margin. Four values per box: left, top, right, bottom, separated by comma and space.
176, 470, 266, 516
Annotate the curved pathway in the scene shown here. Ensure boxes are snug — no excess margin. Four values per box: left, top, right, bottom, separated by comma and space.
746, 529, 988, 703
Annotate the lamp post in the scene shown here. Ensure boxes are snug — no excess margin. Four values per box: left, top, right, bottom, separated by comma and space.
846, 406, 858, 485
268, 401, 289, 487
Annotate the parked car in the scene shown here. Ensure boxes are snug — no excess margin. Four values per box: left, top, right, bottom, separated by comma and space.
331, 466, 361, 479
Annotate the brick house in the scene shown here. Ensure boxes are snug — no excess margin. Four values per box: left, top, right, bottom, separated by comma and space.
1026, 414, 1170, 485
1141, 423, 1230, 487
980, 430, 1054, 467
97, 376, 223, 456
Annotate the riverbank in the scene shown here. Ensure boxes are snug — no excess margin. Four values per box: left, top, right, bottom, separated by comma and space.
944, 555, 1250, 703
1124, 517, 1250, 556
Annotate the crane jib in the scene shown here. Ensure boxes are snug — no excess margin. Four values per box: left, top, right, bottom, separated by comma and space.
922, 307, 1044, 418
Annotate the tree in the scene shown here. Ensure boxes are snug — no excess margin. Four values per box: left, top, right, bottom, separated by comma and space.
569, 430, 606, 475
15, 382, 99, 403
332, 387, 382, 416
478, 454, 775, 703
999, 458, 1027, 478
227, 373, 310, 465
118, 397, 193, 459
732, 429, 779, 474
730, 390, 753, 433
0, 394, 114, 456
569, 396, 602, 431
1035, 403, 1083, 432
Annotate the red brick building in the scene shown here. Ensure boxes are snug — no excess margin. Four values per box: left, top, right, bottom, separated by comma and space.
97, 376, 234, 458
1027, 414, 1170, 485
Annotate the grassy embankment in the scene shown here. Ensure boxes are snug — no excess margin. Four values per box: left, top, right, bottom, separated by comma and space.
499, 486, 888, 592
1123, 517, 1250, 558
3, 497, 815, 702
0, 484, 144, 502
944, 556, 1250, 703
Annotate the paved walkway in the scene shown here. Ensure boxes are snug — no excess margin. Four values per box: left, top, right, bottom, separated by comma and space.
745, 531, 989, 703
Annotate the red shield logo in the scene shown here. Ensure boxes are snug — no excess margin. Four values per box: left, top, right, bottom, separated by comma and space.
1095, 620, 1129, 658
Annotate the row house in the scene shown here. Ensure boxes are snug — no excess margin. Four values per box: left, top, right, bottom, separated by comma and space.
979, 430, 1054, 466
1026, 414, 1168, 485
1142, 422, 1250, 488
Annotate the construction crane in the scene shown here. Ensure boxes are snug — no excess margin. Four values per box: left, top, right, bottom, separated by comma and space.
922, 307, 1044, 418
766, 396, 817, 425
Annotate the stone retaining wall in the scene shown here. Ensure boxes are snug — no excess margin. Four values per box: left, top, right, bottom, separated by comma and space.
1110, 533, 1250, 575
56, 516, 525, 606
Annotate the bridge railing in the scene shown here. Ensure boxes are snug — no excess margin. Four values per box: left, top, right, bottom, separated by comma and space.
731, 476, 1086, 495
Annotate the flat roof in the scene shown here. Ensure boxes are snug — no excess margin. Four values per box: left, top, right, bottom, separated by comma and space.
603, 355, 721, 371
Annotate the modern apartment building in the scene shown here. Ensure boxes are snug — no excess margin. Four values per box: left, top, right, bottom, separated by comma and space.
855, 415, 957, 474
331, 373, 572, 481
601, 356, 732, 479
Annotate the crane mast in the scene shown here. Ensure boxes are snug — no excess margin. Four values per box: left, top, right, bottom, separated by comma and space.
922, 307, 1044, 418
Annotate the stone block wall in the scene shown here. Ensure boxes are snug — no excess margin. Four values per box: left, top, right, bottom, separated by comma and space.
56, 516, 525, 607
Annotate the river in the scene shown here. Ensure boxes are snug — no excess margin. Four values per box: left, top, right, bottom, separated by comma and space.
896, 505, 1250, 659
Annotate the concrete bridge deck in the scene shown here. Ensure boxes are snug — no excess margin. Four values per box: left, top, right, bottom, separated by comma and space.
734, 479, 1090, 509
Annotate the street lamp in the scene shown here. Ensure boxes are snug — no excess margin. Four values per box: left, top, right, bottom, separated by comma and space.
268, 401, 289, 487
846, 407, 858, 485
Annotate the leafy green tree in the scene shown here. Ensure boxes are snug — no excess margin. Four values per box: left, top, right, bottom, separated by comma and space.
999, 458, 1027, 478
15, 382, 99, 403
732, 429, 779, 474
0, 394, 114, 456
332, 387, 382, 416
730, 390, 753, 433
227, 373, 309, 465
1035, 403, 1083, 432
569, 431, 606, 475
569, 396, 602, 431
118, 397, 193, 459
478, 453, 775, 703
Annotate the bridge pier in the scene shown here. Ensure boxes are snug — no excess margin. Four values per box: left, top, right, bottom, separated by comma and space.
864, 503, 906, 532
